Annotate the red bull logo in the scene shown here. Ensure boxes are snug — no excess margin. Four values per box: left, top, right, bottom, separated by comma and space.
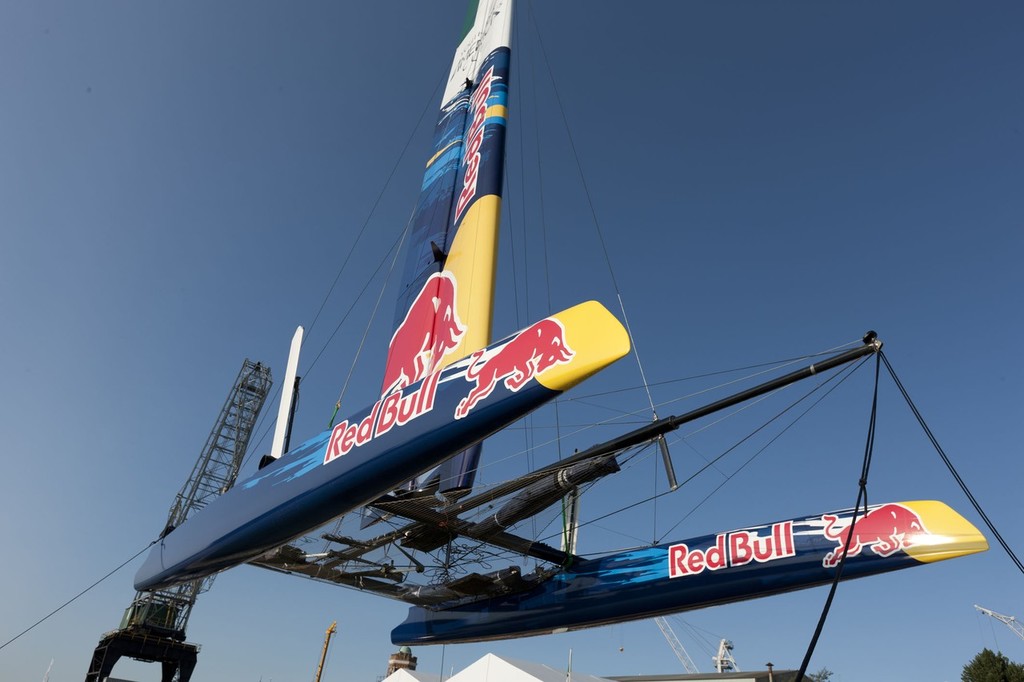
381, 271, 466, 396
453, 65, 495, 224
454, 318, 574, 419
669, 522, 795, 578
821, 503, 927, 568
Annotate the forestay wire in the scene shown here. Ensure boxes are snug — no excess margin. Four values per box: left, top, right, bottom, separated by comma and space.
881, 352, 1024, 576
524, 0, 659, 421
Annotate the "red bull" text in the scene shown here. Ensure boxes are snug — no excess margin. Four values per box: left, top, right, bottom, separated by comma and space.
821, 503, 927, 568
668, 521, 795, 578
454, 318, 574, 419
453, 66, 495, 224
323, 370, 442, 465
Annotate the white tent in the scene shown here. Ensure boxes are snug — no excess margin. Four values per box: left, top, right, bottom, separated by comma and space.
383, 668, 442, 682
447, 653, 611, 682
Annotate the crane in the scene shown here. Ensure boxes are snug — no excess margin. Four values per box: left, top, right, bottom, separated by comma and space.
713, 639, 739, 673
654, 617, 700, 674
84, 359, 273, 682
314, 621, 338, 682
975, 605, 1024, 642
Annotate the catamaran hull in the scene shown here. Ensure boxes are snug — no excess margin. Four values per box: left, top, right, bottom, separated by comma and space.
135, 301, 629, 591
392, 500, 987, 644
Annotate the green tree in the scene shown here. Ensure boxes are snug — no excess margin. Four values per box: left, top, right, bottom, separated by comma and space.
806, 668, 834, 682
962, 648, 1024, 682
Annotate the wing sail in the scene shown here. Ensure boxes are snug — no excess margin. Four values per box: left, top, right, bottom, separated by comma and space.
380, 0, 513, 497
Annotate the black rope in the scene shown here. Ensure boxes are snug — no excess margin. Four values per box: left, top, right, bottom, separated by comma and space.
795, 353, 881, 681
0, 539, 158, 652
881, 352, 1024, 576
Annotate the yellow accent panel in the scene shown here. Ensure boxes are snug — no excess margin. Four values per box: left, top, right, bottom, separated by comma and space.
424, 107, 504, 169
486, 104, 508, 121
899, 500, 988, 564
426, 139, 461, 169
438, 194, 502, 369
537, 301, 630, 392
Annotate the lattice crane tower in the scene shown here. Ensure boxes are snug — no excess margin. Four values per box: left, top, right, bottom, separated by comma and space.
654, 617, 700, 674
85, 359, 273, 682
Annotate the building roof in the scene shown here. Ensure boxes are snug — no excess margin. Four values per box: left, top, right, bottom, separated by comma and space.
608, 672, 800, 682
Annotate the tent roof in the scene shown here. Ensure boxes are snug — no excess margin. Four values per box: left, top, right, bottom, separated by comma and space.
383, 667, 442, 682
448, 653, 612, 682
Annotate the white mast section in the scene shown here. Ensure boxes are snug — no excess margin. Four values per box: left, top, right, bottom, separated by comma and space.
442, 0, 513, 104
270, 326, 304, 459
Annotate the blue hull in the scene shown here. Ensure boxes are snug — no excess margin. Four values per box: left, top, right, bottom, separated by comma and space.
136, 301, 630, 592
392, 501, 987, 644
135, 362, 554, 591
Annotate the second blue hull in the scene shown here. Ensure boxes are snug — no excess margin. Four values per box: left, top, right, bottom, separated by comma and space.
392, 502, 986, 644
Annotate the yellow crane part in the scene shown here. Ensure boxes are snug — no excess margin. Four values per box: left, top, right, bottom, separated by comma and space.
314, 621, 337, 682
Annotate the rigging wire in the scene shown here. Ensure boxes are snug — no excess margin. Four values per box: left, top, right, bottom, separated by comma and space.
795, 352, 881, 682
396, 348, 860, 500
521, 3, 568, 468
0, 539, 158, 653
656, 359, 865, 543
241, 65, 449, 466
535, 360, 865, 549
243, 224, 409, 465
525, 0, 658, 420
565, 341, 863, 402
303, 68, 447, 345
881, 352, 1024, 577
505, 5, 525, 334
282, 343, 873, 589
332, 222, 410, 417
507, 8, 543, 546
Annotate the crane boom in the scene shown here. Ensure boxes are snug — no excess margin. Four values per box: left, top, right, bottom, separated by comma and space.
314, 621, 338, 682
975, 605, 1024, 642
654, 617, 699, 674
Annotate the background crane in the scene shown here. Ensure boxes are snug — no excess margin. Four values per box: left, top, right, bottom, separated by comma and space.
975, 605, 1024, 642
314, 621, 338, 682
654, 617, 700, 674
84, 359, 273, 682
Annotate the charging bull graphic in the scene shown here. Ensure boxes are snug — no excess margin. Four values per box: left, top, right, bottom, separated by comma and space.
455, 318, 574, 419
382, 271, 466, 396
821, 503, 927, 568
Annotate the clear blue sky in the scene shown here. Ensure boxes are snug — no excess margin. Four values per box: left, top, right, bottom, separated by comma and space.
2, 2, 1022, 681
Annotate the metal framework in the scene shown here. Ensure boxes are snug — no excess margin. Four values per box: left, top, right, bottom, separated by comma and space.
654, 617, 700, 674
713, 639, 739, 674
85, 359, 272, 682
251, 340, 881, 607
975, 604, 1024, 642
